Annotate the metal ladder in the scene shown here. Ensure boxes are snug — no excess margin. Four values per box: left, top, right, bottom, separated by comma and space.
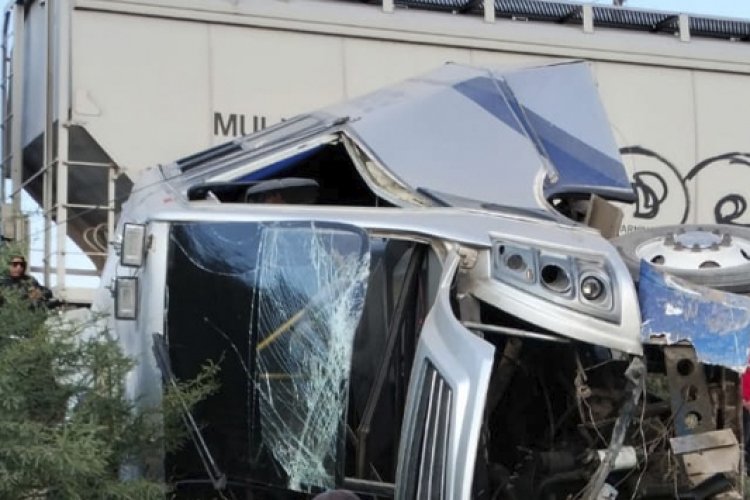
1, 0, 117, 305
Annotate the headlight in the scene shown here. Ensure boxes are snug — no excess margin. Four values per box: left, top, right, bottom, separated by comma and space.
115, 277, 138, 320
581, 274, 605, 301
121, 224, 146, 267
492, 239, 618, 322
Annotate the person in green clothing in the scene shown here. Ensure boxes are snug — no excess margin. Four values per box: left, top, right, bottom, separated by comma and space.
0, 255, 53, 307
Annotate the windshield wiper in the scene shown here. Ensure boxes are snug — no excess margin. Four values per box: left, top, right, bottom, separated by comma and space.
152, 333, 227, 491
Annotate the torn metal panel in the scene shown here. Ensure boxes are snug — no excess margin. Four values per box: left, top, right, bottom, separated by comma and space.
499, 62, 633, 202
639, 261, 750, 369
338, 62, 633, 210
253, 223, 370, 491
670, 429, 740, 488
332, 65, 547, 212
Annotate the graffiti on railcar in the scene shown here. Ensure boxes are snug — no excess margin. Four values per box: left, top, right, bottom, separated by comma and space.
619, 147, 750, 231
684, 152, 750, 226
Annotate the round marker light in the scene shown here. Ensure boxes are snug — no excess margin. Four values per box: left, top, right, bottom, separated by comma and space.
581, 276, 604, 301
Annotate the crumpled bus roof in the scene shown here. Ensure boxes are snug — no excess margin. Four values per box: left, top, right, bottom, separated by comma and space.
173, 60, 634, 213
326, 60, 635, 209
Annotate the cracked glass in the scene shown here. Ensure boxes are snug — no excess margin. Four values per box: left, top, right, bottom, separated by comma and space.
166, 221, 370, 492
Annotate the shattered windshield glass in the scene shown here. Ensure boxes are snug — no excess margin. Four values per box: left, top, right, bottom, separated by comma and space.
166, 221, 370, 492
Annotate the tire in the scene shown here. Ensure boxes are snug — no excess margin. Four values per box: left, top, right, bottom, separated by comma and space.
611, 224, 750, 293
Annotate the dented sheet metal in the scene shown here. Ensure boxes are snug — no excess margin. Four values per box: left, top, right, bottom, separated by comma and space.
639, 262, 750, 369
321, 62, 632, 212
253, 223, 370, 490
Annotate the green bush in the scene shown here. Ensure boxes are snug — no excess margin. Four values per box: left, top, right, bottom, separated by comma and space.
0, 260, 216, 499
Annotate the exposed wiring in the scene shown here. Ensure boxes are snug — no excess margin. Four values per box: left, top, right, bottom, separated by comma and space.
93, 223, 108, 252
81, 223, 108, 253
6, 165, 182, 247
582, 396, 608, 446
629, 376, 648, 499
539, 372, 556, 448
81, 226, 98, 252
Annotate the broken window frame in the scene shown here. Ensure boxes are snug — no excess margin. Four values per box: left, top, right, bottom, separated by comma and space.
395, 249, 496, 500
249, 221, 371, 491
343, 238, 444, 494
164, 219, 371, 493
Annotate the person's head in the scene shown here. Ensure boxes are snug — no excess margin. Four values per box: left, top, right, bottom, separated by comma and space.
260, 191, 286, 204
8, 255, 27, 278
312, 490, 360, 500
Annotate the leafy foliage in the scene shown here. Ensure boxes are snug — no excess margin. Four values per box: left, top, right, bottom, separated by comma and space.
0, 253, 217, 499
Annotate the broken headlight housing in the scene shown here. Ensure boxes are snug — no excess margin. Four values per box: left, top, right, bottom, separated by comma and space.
492, 239, 619, 323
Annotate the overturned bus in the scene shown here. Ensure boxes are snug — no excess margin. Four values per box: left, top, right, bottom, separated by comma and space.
97, 61, 750, 499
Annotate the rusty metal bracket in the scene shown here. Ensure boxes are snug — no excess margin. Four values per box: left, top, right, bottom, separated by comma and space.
663, 344, 716, 436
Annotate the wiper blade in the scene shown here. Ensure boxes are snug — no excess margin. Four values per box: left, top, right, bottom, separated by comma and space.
152, 333, 227, 491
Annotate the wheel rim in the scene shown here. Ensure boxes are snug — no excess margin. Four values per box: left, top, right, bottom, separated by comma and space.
634, 228, 750, 272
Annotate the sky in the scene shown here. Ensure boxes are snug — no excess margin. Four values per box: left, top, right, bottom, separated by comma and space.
591, 0, 750, 20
